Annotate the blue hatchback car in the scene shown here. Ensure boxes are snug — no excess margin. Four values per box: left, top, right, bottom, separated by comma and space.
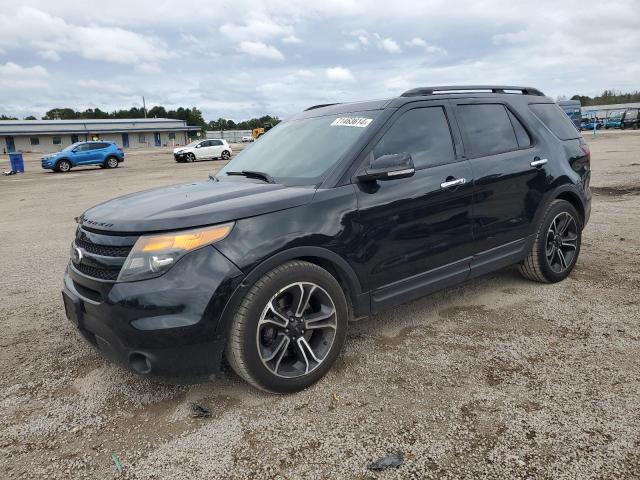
41, 141, 124, 173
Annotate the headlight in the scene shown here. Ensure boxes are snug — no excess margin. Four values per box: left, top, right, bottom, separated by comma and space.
117, 223, 233, 282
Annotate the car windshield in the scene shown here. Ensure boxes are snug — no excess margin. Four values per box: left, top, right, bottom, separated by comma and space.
218, 111, 380, 186
62, 142, 82, 151
185, 140, 201, 147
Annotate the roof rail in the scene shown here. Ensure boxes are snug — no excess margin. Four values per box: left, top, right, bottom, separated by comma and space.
400, 85, 545, 97
305, 103, 341, 111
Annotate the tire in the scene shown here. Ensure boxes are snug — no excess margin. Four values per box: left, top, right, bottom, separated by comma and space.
185, 153, 195, 163
221, 150, 231, 160
105, 156, 119, 169
519, 199, 582, 283
56, 159, 71, 173
226, 260, 348, 393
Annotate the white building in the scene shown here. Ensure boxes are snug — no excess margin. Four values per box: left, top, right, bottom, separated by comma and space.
0, 118, 201, 153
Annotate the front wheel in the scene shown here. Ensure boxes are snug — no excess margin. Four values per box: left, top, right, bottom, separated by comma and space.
185, 153, 196, 163
226, 261, 348, 393
519, 199, 582, 283
56, 160, 71, 173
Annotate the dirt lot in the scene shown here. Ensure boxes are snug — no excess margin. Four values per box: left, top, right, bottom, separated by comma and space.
1, 132, 639, 479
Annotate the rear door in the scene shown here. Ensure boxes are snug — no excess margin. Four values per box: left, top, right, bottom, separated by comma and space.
354, 101, 475, 310
451, 100, 548, 271
209, 139, 224, 157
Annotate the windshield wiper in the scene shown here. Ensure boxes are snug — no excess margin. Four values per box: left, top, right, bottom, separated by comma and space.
226, 170, 276, 184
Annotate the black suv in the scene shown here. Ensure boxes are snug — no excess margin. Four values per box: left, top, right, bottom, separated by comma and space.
62, 86, 591, 393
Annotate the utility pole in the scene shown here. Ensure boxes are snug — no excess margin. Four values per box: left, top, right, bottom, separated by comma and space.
142, 96, 147, 118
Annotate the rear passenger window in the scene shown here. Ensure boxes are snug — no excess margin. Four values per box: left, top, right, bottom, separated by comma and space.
457, 104, 519, 157
373, 107, 455, 169
529, 103, 580, 140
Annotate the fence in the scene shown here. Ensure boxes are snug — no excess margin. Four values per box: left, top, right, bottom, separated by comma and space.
206, 130, 252, 143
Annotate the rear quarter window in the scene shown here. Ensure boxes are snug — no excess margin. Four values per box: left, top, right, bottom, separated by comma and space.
529, 103, 580, 140
456, 104, 519, 157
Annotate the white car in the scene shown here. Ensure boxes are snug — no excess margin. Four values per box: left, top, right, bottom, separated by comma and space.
173, 139, 232, 163
241, 135, 254, 142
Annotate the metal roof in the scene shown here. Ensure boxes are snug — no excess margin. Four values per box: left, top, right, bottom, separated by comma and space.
0, 118, 201, 136
0, 118, 183, 126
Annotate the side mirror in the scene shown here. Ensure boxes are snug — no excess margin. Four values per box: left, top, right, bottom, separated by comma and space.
357, 153, 415, 182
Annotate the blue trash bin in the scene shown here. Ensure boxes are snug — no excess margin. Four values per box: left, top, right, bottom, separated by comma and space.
9, 153, 24, 173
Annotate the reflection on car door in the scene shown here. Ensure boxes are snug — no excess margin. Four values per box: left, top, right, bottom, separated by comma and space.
452, 101, 548, 275
353, 101, 475, 312
209, 140, 224, 158
196, 140, 212, 160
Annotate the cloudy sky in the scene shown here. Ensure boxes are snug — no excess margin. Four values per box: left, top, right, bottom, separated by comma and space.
0, 0, 639, 121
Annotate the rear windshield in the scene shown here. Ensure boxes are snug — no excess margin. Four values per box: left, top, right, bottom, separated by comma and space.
529, 103, 580, 140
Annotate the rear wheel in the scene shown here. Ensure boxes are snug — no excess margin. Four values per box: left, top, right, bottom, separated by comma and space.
226, 261, 348, 393
56, 160, 71, 173
221, 150, 231, 160
105, 156, 119, 168
519, 200, 581, 283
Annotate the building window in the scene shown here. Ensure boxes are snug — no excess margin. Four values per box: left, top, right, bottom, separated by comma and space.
168, 132, 175, 140
52, 136, 61, 145
138, 134, 146, 143
30, 137, 40, 146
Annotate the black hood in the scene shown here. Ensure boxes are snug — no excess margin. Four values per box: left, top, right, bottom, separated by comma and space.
80, 179, 315, 233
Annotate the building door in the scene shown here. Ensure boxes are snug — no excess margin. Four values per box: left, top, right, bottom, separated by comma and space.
122, 133, 129, 148
5, 136, 15, 153
154, 132, 161, 147
71, 134, 79, 144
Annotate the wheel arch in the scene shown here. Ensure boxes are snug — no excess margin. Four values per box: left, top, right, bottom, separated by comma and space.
555, 190, 585, 226
214, 246, 368, 336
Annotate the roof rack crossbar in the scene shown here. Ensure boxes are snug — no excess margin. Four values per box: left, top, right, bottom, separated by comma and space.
400, 85, 545, 97
304, 103, 342, 111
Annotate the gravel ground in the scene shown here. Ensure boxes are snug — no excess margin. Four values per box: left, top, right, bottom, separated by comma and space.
1, 132, 639, 479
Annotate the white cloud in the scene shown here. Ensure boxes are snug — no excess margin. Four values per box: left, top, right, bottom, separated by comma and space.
37, 50, 61, 61
0, 62, 49, 87
238, 41, 285, 61
0, 7, 172, 65
405, 37, 447, 55
282, 34, 301, 44
406, 37, 427, 48
220, 14, 295, 42
325, 66, 355, 82
379, 37, 401, 53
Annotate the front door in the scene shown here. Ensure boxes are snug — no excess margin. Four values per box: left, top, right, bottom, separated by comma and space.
154, 132, 161, 147
5, 136, 15, 153
451, 100, 547, 255
354, 102, 475, 311
122, 133, 129, 148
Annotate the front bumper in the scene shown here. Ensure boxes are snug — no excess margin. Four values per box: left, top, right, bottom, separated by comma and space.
62, 245, 244, 376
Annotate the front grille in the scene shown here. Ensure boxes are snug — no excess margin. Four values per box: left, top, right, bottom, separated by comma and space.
76, 238, 132, 257
75, 263, 120, 281
73, 227, 136, 282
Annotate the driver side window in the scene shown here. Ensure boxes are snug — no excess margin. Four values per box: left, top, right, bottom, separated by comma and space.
373, 107, 456, 169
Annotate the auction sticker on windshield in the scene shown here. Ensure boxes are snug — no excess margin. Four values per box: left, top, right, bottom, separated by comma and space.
330, 117, 373, 128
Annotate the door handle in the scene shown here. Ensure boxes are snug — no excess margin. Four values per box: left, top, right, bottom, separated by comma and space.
440, 178, 466, 189
530, 158, 548, 168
